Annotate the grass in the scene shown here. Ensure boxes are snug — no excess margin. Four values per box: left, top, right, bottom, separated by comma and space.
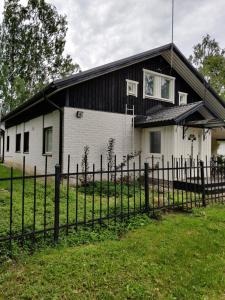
0, 163, 201, 244
0, 205, 225, 299
0, 164, 147, 240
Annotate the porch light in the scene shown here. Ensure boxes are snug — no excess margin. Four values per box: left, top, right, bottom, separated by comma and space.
188, 134, 196, 141
76, 111, 84, 118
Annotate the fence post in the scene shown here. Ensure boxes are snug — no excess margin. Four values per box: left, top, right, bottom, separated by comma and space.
200, 160, 206, 207
54, 164, 61, 242
144, 162, 150, 212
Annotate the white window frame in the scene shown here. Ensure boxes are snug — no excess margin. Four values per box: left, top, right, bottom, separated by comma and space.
143, 69, 175, 103
126, 79, 139, 97
178, 91, 188, 106
43, 127, 53, 155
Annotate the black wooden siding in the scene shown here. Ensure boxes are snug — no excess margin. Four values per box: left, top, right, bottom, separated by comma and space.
67, 55, 202, 116
5, 55, 202, 128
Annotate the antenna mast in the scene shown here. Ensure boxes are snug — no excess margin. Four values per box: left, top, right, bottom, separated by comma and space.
170, 0, 174, 71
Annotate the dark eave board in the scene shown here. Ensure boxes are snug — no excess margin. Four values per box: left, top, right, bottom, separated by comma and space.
2, 43, 225, 123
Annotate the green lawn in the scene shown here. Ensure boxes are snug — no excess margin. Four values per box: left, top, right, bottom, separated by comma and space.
0, 164, 146, 240
1, 205, 225, 299
0, 163, 200, 243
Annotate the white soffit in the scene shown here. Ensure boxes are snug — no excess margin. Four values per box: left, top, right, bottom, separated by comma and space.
162, 50, 225, 120
198, 106, 214, 120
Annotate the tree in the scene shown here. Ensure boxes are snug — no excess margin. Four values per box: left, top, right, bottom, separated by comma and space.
80, 145, 90, 186
189, 34, 225, 99
0, 0, 80, 111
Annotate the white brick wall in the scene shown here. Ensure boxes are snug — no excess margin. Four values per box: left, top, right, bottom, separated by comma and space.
62, 107, 142, 172
4, 110, 60, 174
3, 107, 212, 174
139, 125, 211, 167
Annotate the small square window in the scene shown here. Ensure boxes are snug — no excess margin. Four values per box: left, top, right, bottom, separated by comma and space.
23, 132, 29, 153
150, 131, 161, 154
16, 133, 21, 152
126, 79, 139, 97
6, 136, 10, 152
43, 127, 53, 154
179, 92, 188, 105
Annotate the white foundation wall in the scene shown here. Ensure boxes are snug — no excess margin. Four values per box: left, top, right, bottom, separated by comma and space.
63, 107, 142, 172
4, 110, 60, 173
141, 126, 175, 167
211, 128, 225, 155
174, 126, 211, 162
141, 125, 211, 167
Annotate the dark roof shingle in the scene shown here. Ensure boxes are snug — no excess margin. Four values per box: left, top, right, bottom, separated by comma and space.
134, 101, 204, 127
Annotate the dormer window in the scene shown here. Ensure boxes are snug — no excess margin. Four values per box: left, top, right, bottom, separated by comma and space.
126, 79, 139, 97
143, 69, 175, 103
179, 92, 188, 105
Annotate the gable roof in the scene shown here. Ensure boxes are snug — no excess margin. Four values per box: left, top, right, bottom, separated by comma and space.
135, 101, 225, 128
135, 101, 204, 127
53, 43, 173, 89
2, 43, 225, 122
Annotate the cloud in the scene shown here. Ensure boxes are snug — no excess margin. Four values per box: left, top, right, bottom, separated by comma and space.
1, 0, 225, 70
51, 0, 225, 70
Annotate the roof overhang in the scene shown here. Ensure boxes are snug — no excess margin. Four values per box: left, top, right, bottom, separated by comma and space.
162, 48, 225, 119
134, 101, 205, 128
184, 119, 225, 129
1, 84, 57, 123
134, 101, 225, 129
2, 43, 225, 122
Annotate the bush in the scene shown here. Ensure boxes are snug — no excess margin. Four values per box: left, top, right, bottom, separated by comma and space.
78, 180, 142, 198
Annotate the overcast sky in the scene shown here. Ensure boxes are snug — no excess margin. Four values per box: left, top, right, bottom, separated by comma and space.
0, 0, 225, 70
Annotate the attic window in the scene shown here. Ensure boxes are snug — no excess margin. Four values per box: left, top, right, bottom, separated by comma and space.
143, 69, 175, 103
179, 92, 188, 105
126, 79, 139, 97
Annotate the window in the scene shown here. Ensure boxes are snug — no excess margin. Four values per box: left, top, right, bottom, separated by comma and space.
15, 133, 21, 152
179, 92, 188, 105
150, 131, 161, 154
161, 78, 170, 100
126, 79, 139, 97
143, 69, 175, 103
23, 132, 29, 153
145, 74, 154, 97
43, 127, 53, 154
6, 136, 10, 152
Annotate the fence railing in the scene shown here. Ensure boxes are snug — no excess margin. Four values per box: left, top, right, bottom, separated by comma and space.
0, 155, 225, 252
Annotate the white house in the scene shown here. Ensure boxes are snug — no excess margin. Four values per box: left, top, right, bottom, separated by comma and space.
1, 43, 225, 173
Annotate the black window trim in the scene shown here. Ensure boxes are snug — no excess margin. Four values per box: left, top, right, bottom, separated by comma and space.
15, 133, 21, 153
6, 136, 10, 152
149, 131, 161, 154
23, 131, 30, 153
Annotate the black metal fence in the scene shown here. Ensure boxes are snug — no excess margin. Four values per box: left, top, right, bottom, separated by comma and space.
0, 155, 225, 251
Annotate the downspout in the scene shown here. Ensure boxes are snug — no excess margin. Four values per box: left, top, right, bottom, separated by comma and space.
43, 92, 63, 172
2, 131, 5, 163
